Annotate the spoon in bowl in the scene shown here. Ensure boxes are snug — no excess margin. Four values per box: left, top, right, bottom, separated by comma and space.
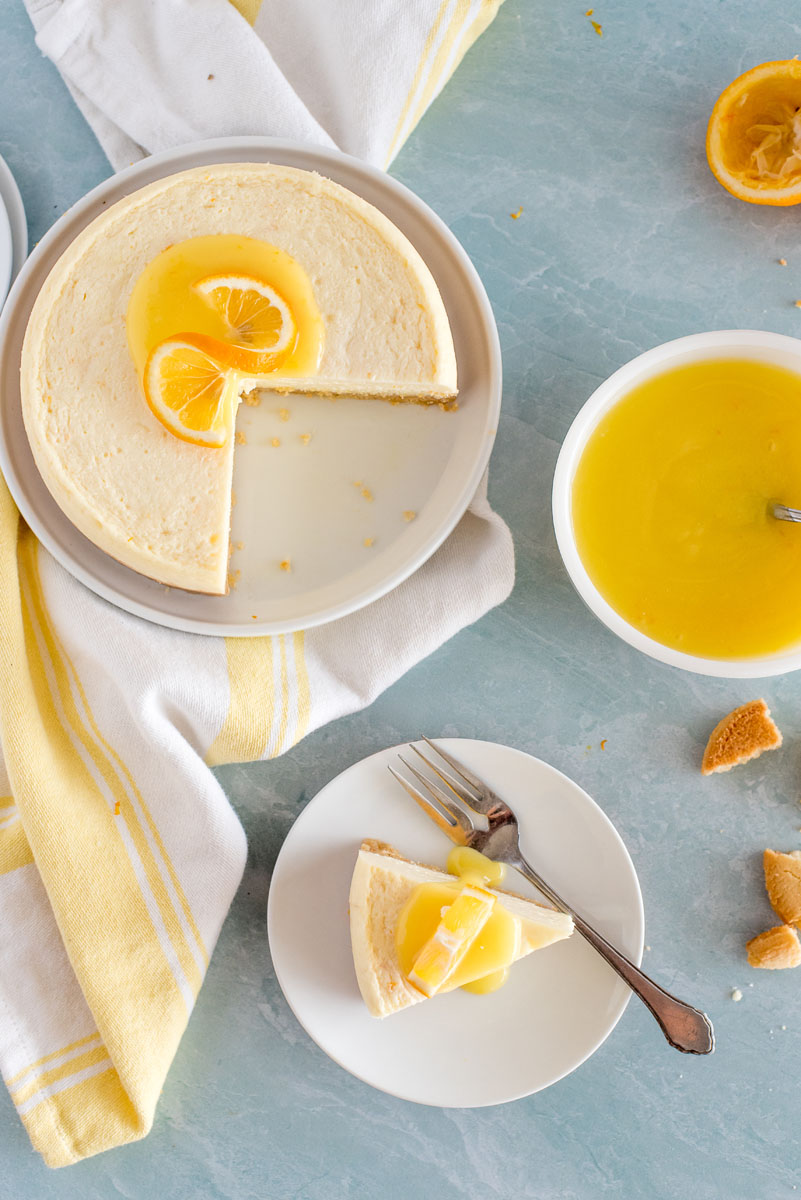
772, 504, 801, 523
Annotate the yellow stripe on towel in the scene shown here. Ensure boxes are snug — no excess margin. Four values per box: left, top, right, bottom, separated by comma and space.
387, 0, 454, 162
7, 1033, 102, 1089
0, 820, 33, 876
21, 1066, 135, 1168
22, 540, 206, 995
227, 0, 263, 24
206, 630, 310, 765
0, 485, 199, 1162
387, 0, 504, 165
206, 635, 276, 765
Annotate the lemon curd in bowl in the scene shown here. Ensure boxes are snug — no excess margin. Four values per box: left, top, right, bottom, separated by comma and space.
570, 357, 801, 661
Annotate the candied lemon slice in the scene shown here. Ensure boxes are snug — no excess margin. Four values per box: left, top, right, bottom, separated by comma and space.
194, 273, 296, 368
706, 60, 801, 205
407, 883, 496, 998
143, 333, 242, 448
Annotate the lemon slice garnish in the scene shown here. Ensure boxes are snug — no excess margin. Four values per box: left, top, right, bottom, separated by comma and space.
407, 883, 496, 998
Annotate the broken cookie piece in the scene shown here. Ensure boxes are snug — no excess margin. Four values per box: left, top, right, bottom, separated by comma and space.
764, 849, 801, 926
746, 924, 801, 970
701, 699, 782, 775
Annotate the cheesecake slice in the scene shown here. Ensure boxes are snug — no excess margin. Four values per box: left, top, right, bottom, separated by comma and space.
349, 840, 573, 1018
21, 163, 457, 594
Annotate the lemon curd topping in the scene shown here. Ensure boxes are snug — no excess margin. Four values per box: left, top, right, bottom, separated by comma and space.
571, 359, 801, 660
126, 233, 324, 382
395, 848, 519, 996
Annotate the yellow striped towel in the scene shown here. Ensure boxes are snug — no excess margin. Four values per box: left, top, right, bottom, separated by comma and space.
0, 473, 513, 1166
25, 0, 505, 171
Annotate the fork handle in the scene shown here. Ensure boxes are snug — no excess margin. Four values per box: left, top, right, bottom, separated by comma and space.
512, 858, 715, 1055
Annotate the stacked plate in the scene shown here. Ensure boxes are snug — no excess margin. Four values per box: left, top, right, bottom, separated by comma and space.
0, 153, 26, 308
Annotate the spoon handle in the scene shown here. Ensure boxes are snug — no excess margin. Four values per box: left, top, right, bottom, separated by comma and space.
772, 504, 801, 523
511, 856, 715, 1055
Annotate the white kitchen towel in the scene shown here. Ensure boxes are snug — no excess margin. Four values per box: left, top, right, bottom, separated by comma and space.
0, 476, 513, 1166
4, 0, 513, 1166
26, 0, 504, 170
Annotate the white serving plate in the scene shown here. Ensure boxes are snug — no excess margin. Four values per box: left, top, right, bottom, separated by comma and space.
0, 138, 500, 636
0, 151, 26, 310
267, 739, 644, 1107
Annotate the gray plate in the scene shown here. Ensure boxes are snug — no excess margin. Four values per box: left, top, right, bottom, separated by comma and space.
0, 138, 500, 636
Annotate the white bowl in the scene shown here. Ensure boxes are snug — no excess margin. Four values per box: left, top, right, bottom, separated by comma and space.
552, 330, 801, 679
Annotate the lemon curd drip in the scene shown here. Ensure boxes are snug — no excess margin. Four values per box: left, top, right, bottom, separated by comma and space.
126, 234, 324, 381
571, 359, 801, 660
396, 848, 518, 996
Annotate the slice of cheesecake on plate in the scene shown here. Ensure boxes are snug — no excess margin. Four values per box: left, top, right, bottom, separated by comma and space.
349, 839, 573, 1018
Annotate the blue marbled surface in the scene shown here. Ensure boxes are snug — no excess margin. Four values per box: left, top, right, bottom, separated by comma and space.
3, 1, 801, 1196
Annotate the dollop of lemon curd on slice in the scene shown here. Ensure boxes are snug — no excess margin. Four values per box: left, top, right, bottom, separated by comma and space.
396, 847, 521, 996
571, 359, 801, 660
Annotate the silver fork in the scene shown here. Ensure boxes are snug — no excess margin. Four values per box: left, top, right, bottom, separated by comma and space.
389, 737, 714, 1056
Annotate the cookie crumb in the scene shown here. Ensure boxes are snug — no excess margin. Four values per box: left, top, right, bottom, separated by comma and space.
403, 510, 417, 522
361, 487, 374, 501
279, 559, 292, 572
591, 18, 602, 35
779, 258, 788, 266
235, 431, 247, 445
227, 569, 241, 590
510, 206, 523, 219
244, 393, 261, 407
763, 848, 801, 924
731, 987, 743, 1002
746, 924, 801, 969
600, 738, 608, 750
235, 541, 244, 551
701, 699, 782, 775
278, 407, 290, 422
300, 433, 312, 445
363, 537, 375, 548
271, 437, 281, 448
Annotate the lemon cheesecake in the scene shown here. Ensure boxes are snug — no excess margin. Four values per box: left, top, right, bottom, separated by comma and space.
21, 163, 457, 594
349, 840, 573, 1018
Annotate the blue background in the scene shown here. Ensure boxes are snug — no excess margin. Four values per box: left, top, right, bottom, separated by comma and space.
2, 1, 801, 1196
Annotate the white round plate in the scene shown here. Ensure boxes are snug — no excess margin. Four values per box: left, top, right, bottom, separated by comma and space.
0, 200, 11, 312
267, 739, 644, 1107
0, 138, 500, 636
0, 153, 27, 298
